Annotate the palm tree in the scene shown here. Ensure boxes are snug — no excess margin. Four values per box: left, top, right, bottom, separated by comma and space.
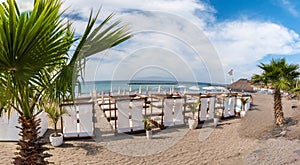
0, 0, 131, 164
252, 58, 300, 127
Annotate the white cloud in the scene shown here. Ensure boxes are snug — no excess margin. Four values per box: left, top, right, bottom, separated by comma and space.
11, 0, 300, 84
280, 0, 299, 17
207, 20, 300, 80
62, 0, 300, 83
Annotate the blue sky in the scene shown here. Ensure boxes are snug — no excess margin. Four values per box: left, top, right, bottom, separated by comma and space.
210, 0, 300, 65
211, 0, 300, 29
11, 0, 300, 84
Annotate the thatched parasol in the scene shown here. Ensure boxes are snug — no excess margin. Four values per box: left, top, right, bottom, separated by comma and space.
226, 78, 254, 92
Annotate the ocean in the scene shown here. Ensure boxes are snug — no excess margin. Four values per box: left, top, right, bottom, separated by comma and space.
77, 80, 225, 96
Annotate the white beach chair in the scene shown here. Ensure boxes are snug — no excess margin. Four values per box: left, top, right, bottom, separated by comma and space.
130, 100, 144, 131
223, 97, 230, 118
116, 100, 131, 133
200, 98, 208, 120
208, 97, 216, 119
245, 96, 251, 111
63, 105, 79, 137
163, 99, 174, 126
173, 99, 184, 125
0, 111, 20, 141
62, 101, 94, 138
236, 98, 242, 112
37, 111, 48, 137
229, 97, 236, 116
78, 103, 94, 137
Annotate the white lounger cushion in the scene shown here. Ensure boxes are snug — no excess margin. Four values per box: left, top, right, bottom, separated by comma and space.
63, 102, 94, 137
130, 100, 144, 131
116, 101, 131, 133
223, 97, 230, 117
245, 97, 251, 111
63, 105, 78, 137
229, 97, 235, 116
208, 97, 216, 119
164, 99, 174, 126
78, 104, 94, 137
173, 99, 184, 125
200, 98, 208, 120
236, 98, 242, 112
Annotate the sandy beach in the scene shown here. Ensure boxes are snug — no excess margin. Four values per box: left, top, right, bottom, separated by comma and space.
2, 93, 300, 164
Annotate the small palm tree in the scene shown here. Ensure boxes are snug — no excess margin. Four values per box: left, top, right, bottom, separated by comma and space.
143, 117, 152, 131
252, 58, 300, 127
44, 102, 68, 137
240, 97, 249, 111
188, 100, 200, 119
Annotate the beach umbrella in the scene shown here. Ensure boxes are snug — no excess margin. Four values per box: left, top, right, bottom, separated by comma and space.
110, 85, 113, 94
189, 86, 200, 91
203, 86, 216, 91
93, 89, 98, 98
117, 87, 121, 95
146, 86, 149, 95
101, 91, 104, 99
215, 86, 228, 92
123, 88, 126, 95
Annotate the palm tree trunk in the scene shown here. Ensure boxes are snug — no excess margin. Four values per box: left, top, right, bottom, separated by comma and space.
274, 88, 284, 127
13, 114, 51, 165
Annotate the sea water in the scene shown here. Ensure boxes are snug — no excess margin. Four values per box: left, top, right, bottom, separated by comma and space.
77, 80, 224, 96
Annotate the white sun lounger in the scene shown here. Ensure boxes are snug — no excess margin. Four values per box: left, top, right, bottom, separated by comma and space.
245, 96, 251, 111
0, 110, 48, 141
208, 97, 216, 119
62, 101, 94, 138
116, 100, 131, 133
164, 99, 174, 126
130, 100, 144, 131
200, 98, 208, 120
236, 98, 242, 112
63, 105, 79, 137
173, 99, 184, 125
229, 97, 236, 116
223, 97, 230, 117
78, 103, 94, 137
0, 111, 20, 141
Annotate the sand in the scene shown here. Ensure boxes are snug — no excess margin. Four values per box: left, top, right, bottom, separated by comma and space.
2, 93, 300, 164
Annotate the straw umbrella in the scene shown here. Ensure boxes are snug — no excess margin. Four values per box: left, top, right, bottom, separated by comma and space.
226, 78, 254, 92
